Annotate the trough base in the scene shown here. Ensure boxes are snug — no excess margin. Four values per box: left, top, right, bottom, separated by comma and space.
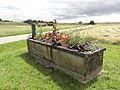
29, 52, 102, 83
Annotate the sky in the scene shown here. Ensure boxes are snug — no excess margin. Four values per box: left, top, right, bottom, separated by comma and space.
0, 0, 120, 23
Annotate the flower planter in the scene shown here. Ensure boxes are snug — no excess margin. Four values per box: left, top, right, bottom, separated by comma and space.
27, 38, 106, 83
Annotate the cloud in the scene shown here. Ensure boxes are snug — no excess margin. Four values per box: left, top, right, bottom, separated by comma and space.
47, 0, 120, 20
0, 6, 20, 10
0, 0, 120, 22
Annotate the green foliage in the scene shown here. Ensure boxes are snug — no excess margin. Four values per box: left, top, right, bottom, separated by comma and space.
70, 35, 85, 44
23, 19, 33, 24
0, 18, 2, 22
89, 20, 95, 25
78, 21, 82, 24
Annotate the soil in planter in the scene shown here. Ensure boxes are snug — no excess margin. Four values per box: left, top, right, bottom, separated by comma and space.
67, 42, 102, 53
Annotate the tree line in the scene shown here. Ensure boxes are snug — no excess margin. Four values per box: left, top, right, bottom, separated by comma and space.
23, 19, 53, 26
0, 18, 13, 22
78, 20, 95, 25
0, 18, 95, 25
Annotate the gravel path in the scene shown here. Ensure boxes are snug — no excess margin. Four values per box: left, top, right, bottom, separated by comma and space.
0, 26, 93, 44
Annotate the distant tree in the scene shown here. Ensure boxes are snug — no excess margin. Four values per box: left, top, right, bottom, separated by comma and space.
24, 19, 32, 24
78, 21, 82, 24
4, 20, 10, 22
33, 20, 38, 23
0, 18, 2, 22
38, 20, 41, 23
41, 20, 44, 23
89, 20, 95, 25
38, 20, 44, 23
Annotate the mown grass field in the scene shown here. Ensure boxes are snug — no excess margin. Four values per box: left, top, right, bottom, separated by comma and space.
0, 22, 83, 37
0, 40, 120, 90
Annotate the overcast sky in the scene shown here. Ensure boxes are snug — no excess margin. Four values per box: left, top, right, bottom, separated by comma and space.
0, 0, 120, 22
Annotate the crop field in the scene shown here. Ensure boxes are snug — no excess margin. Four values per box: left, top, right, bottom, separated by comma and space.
65, 24, 120, 43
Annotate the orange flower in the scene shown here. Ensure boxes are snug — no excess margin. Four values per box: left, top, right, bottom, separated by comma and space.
61, 34, 70, 42
44, 32, 51, 39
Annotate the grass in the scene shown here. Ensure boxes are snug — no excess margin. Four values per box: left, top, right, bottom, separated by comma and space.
0, 26, 31, 37
0, 40, 120, 90
0, 22, 83, 37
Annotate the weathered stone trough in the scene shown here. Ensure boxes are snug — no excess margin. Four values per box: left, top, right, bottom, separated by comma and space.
27, 38, 106, 83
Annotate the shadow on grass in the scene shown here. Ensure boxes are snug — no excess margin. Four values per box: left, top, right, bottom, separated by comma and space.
19, 52, 98, 90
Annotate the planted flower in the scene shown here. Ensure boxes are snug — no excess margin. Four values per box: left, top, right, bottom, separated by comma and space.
38, 19, 102, 53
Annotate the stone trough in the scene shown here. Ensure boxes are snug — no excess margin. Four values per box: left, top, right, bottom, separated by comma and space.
27, 38, 106, 83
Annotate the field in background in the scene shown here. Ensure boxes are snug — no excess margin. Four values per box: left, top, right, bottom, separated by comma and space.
1, 22, 120, 43
64, 24, 120, 43
0, 22, 83, 37
0, 22, 28, 26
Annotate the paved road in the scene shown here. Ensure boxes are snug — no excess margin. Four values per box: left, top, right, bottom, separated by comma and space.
0, 26, 93, 44
0, 34, 30, 44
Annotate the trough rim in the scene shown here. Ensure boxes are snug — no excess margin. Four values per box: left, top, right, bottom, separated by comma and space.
27, 38, 106, 57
